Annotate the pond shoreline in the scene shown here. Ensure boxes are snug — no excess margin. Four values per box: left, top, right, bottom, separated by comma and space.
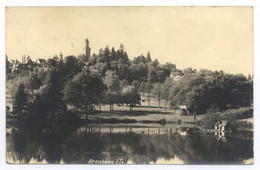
6, 107, 253, 132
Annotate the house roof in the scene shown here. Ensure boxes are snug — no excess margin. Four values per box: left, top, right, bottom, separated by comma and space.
37, 59, 46, 63
222, 121, 228, 126
215, 121, 222, 126
215, 120, 228, 126
34, 62, 48, 67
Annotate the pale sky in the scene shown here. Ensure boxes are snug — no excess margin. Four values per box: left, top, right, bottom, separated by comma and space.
6, 6, 253, 75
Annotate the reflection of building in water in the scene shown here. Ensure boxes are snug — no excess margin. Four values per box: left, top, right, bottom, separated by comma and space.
215, 131, 227, 142
214, 121, 229, 142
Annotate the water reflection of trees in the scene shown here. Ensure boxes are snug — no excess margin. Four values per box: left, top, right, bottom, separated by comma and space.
7, 126, 253, 164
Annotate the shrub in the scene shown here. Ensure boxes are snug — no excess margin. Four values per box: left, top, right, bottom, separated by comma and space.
199, 107, 253, 129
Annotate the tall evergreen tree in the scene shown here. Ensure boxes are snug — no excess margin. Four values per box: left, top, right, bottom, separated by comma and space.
146, 51, 152, 63
14, 83, 27, 114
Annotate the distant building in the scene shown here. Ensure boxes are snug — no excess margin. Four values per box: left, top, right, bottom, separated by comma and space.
33, 63, 49, 73
215, 121, 229, 132
36, 58, 47, 65
170, 69, 184, 81
9, 59, 19, 73
179, 105, 188, 110
85, 39, 91, 61
170, 75, 182, 81
178, 104, 190, 115
7, 50, 67, 75
59, 52, 63, 62
25, 56, 34, 70
7, 39, 90, 74
10, 55, 34, 73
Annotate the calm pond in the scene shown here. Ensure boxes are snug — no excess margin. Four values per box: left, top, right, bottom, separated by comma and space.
6, 123, 253, 164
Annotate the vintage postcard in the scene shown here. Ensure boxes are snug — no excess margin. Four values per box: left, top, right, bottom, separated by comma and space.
5, 6, 253, 164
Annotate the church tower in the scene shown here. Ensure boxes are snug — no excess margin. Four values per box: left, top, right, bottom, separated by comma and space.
59, 52, 63, 61
85, 39, 91, 61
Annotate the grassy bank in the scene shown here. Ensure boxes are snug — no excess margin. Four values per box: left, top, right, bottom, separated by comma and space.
7, 105, 253, 131
85, 109, 203, 125
198, 107, 253, 131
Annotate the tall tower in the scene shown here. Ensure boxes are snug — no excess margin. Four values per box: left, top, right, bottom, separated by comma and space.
85, 39, 91, 61
59, 52, 63, 61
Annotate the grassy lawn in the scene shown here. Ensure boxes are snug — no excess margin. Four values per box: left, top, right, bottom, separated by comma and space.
84, 104, 203, 123
89, 113, 203, 123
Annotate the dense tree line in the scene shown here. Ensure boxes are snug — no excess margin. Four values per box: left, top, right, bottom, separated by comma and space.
85, 45, 174, 83
169, 70, 253, 114
6, 43, 253, 126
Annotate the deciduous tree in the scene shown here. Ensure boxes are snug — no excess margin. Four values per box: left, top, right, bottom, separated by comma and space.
63, 70, 106, 119
103, 70, 121, 111
122, 86, 141, 111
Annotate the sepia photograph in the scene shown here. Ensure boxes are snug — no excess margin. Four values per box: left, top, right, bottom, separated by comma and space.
5, 6, 254, 165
